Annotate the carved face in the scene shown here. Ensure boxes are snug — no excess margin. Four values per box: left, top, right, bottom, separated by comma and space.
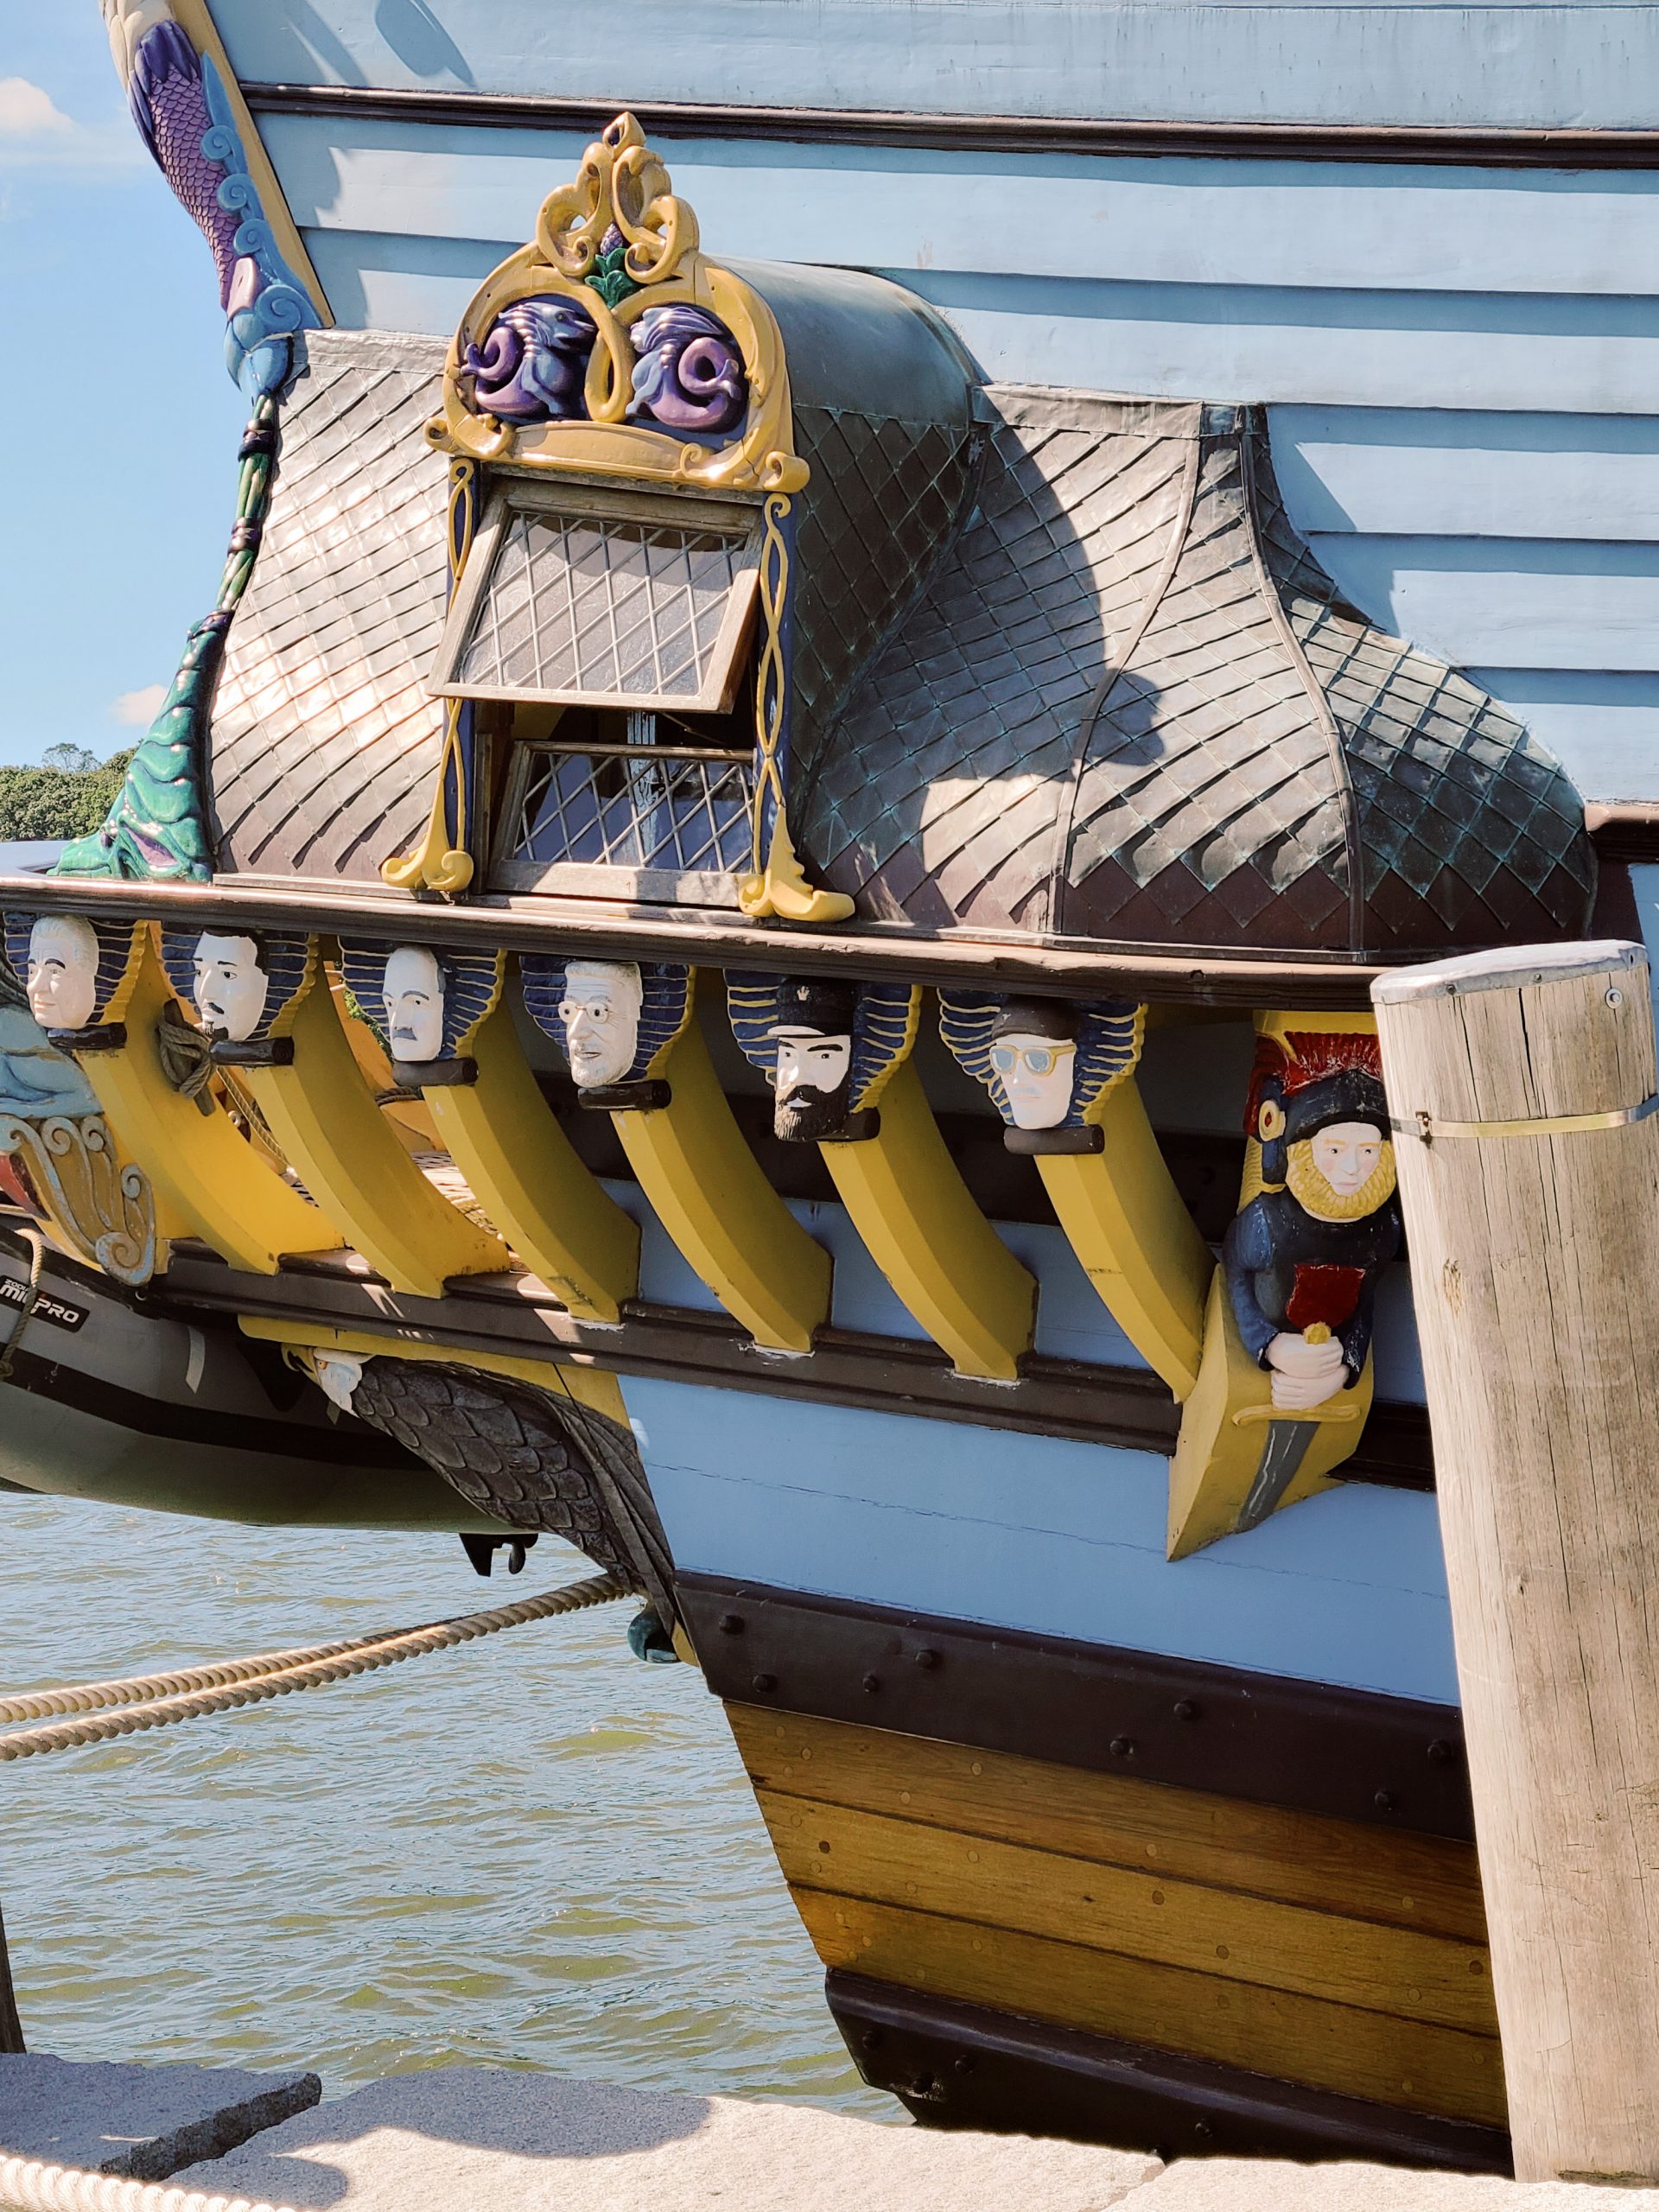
991, 1033, 1077, 1130
26, 917, 99, 1033
384, 945, 445, 1063
772, 1026, 854, 1141
194, 931, 268, 1042
1311, 1121, 1386, 1198
559, 959, 642, 1090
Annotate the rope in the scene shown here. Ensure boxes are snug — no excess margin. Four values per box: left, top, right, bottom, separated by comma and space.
0, 1573, 625, 1760
0, 1230, 46, 1383
0, 2151, 297, 2212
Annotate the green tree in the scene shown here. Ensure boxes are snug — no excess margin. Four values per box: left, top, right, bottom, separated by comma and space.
0, 751, 136, 842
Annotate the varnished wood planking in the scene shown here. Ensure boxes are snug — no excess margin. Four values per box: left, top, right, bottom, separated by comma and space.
797, 1890, 1507, 2128
728, 1706, 1488, 1942
760, 1790, 1496, 2035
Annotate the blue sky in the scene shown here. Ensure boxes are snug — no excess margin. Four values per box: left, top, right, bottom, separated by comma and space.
0, 11, 246, 765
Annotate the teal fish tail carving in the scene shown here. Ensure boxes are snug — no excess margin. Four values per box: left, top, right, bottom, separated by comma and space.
55, 393, 282, 885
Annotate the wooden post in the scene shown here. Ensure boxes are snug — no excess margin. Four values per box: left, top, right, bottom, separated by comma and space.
1372, 938, 1659, 2183
0, 1901, 23, 2053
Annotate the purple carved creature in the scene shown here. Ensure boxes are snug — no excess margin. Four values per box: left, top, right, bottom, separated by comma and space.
626, 305, 747, 441
463, 296, 597, 423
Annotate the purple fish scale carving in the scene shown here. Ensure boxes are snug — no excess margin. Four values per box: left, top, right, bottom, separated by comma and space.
627, 305, 747, 440
130, 23, 242, 308
464, 296, 597, 423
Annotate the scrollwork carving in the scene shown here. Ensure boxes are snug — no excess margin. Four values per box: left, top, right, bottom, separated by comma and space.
0, 1112, 156, 1287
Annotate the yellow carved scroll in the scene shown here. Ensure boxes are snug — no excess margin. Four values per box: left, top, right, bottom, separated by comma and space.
423, 999, 640, 1323
822, 1059, 1036, 1381
244, 964, 508, 1299
1038, 1076, 1213, 1401
611, 1014, 830, 1353
76, 936, 338, 1274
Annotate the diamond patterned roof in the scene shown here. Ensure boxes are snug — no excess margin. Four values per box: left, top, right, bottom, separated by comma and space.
208, 331, 450, 881
797, 389, 1594, 956
207, 332, 1592, 957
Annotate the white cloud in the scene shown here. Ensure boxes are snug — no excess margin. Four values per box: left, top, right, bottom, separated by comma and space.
110, 684, 166, 728
0, 78, 142, 173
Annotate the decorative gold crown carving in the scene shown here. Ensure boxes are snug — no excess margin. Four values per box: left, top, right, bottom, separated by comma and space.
425, 113, 808, 497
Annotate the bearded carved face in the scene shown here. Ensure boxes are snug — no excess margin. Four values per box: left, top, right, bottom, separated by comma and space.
1310, 1121, 1384, 1198
772, 1026, 854, 1141
1286, 1121, 1397, 1223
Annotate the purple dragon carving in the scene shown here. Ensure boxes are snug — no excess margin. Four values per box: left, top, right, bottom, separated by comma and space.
627, 305, 747, 442
463, 296, 598, 423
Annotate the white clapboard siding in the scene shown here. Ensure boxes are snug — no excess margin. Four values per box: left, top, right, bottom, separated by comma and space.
215, 0, 1659, 131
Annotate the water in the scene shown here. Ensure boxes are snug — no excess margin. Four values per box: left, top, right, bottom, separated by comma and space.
0, 1493, 892, 2114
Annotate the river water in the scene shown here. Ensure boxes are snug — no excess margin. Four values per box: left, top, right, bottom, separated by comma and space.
0, 1492, 891, 2113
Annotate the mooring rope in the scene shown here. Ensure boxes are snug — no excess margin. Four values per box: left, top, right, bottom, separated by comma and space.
0, 1572, 626, 1761
0, 2151, 298, 2212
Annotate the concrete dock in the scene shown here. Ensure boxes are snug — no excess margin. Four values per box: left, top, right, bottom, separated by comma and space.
4, 2057, 1659, 2211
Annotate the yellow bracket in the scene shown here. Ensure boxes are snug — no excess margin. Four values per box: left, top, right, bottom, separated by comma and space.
76, 936, 339, 1274
243, 964, 508, 1299
423, 999, 640, 1323
821, 1058, 1035, 1381
236, 1315, 627, 1426
1036, 1076, 1213, 1400
1167, 1273, 1372, 1560
610, 1013, 830, 1353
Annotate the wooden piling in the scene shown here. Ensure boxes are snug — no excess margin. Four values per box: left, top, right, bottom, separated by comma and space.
0, 1901, 23, 2054
1372, 939, 1659, 2183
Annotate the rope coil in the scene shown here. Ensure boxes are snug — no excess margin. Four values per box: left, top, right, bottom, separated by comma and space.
0, 2151, 298, 2212
0, 1573, 626, 1761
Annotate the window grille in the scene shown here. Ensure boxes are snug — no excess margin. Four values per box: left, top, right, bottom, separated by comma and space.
433, 487, 760, 716
492, 737, 755, 905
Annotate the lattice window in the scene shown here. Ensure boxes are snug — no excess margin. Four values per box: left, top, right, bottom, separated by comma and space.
433, 487, 760, 715
493, 739, 754, 899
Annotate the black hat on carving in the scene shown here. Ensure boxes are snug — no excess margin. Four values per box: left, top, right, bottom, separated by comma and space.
766, 976, 856, 1039
989, 997, 1076, 1044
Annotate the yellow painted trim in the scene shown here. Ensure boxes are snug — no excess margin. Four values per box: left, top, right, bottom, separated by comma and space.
1166, 1271, 1372, 1560
1037, 1076, 1213, 1399
611, 1014, 830, 1353
237, 1315, 626, 1425
178, 1, 334, 325
821, 1058, 1034, 1381
73, 936, 338, 1274
243, 969, 508, 1298
424, 1001, 640, 1323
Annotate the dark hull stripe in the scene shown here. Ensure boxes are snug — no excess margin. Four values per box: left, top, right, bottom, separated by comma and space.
680, 1575, 1472, 1839
825, 1972, 1511, 2173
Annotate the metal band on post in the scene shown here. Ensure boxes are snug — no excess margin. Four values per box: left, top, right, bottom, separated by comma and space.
1392, 1093, 1659, 1143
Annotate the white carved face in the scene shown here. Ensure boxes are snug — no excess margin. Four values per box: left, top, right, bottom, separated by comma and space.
194, 931, 269, 1042
1310, 1120, 1386, 1197
384, 945, 445, 1062
26, 917, 99, 1033
559, 959, 642, 1089
990, 1033, 1076, 1130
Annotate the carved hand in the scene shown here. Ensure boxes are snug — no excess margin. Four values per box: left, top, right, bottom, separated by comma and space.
1266, 1330, 1347, 1410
